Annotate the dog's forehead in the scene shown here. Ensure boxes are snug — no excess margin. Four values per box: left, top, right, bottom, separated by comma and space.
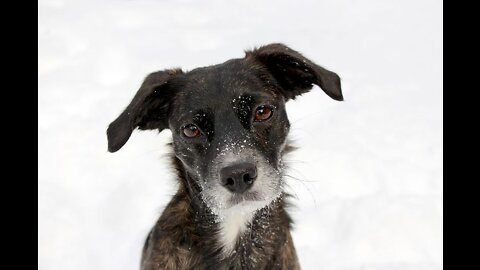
185, 61, 258, 95
172, 59, 277, 112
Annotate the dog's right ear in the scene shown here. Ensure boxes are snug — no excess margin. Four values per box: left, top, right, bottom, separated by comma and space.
107, 69, 183, 153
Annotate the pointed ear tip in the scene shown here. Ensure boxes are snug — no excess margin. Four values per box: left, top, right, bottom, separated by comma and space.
107, 137, 121, 152
107, 131, 128, 153
106, 128, 123, 153
106, 118, 132, 152
108, 144, 119, 153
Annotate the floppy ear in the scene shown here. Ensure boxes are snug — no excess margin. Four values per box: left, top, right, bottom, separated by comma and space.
106, 69, 183, 153
246, 43, 343, 101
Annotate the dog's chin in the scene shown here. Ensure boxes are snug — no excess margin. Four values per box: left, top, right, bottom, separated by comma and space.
227, 194, 279, 212
227, 191, 261, 205
203, 188, 282, 218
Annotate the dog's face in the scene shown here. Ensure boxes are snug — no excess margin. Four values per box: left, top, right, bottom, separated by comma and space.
167, 60, 292, 214
107, 43, 342, 215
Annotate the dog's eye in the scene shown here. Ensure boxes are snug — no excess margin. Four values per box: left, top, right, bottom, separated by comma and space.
254, 105, 273, 122
182, 124, 201, 138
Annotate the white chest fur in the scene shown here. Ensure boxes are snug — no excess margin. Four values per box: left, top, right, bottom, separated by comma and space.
216, 201, 269, 255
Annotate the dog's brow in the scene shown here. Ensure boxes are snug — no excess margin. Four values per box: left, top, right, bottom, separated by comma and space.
192, 109, 209, 121
177, 109, 208, 120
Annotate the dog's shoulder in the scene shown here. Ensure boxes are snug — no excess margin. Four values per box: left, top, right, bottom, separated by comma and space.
140, 191, 208, 270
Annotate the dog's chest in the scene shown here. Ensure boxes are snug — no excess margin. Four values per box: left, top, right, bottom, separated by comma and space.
212, 205, 285, 269
216, 202, 263, 254
218, 209, 255, 254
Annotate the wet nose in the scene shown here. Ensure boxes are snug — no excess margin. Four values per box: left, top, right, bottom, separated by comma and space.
220, 162, 257, 193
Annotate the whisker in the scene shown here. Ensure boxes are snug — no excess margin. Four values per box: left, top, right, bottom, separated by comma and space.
285, 165, 324, 183
282, 181, 300, 200
282, 159, 308, 165
283, 174, 320, 183
283, 174, 318, 208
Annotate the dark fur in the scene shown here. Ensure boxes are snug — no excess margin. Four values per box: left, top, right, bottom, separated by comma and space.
140, 154, 299, 270
107, 43, 342, 269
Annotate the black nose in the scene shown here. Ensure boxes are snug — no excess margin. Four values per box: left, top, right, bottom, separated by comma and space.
220, 162, 257, 193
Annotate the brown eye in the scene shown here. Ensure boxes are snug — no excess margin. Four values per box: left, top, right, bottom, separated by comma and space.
182, 124, 201, 138
254, 105, 273, 122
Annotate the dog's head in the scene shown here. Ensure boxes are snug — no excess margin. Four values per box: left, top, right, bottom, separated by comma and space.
107, 43, 342, 215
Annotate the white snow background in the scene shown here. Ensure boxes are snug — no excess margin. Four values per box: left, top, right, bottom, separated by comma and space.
38, 0, 443, 269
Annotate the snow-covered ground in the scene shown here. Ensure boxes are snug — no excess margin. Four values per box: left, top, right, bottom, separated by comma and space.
38, 0, 443, 269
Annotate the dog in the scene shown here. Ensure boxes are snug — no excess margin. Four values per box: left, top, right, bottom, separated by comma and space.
107, 43, 343, 269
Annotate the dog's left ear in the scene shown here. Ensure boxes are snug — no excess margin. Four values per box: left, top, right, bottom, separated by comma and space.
246, 43, 343, 101
107, 69, 183, 153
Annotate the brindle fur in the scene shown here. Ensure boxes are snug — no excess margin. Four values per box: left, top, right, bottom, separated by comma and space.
141, 149, 300, 270
107, 43, 342, 270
